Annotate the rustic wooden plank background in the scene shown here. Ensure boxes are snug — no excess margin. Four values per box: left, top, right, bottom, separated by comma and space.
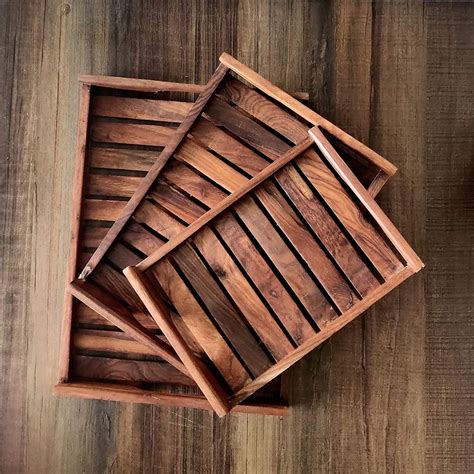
0, 0, 472, 472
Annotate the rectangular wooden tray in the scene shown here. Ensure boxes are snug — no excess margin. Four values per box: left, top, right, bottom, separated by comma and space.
55, 77, 291, 415
57, 57, 397, 414
119, 53, 423, 416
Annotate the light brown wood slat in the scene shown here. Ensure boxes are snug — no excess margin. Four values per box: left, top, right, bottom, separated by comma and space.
234, 197, 338, 327
171, 244, 273, 377
193, 227, 294, 360
121, 220, 165, 256
296, 149, 404, 280
134, 200, 185, 240
175, 138, 249, 191
74, 301, 159, 330
153, 258, 251, 391
161, 160, 228, 208
80, 225, 109, 249
91, 96, 193, 123
148, 182, 207, 224
82, 198, 125, 221
88, 147, 157, 172
275, 165, 379, 297
213, 213, 316, 345
90, 121, 176, 147
190, 117, 269, 176
73, 329, 160, 357
255, 181, 358, 312
86, 174, 142, 198
71, 355, 195, 386
107, 242, 142, 270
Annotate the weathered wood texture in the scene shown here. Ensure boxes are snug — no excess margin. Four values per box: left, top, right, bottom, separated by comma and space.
0, 0, 472, 472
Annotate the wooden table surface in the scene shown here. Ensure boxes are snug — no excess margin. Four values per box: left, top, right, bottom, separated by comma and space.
1, 1, 472, 472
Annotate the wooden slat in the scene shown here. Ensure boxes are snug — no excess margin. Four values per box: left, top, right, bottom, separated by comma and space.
90, 121, 176, 147
81, 225, 109, 249
275, 165, 379, 297
92, 96, 193, 123
121, 220, 165, 255
175, 138, 248, 190
161, 160, 228, 208
193, 227, 294, 359
88, 147, 157, 172
53, 382, 288, 416
153, 259, 251, 391
213, 213, 316, 345
82, 198, 125, 221
234, 196, 338, 327
59, 83, 91, 382
86, 174, 142, 198
255, 181, 358, 312
107, 242, 142, 269
71, 355, 195, 386
134, 200, 185, 239
190, 117, 269, 176
148, 182, 207, 224
171, 244, 273, 376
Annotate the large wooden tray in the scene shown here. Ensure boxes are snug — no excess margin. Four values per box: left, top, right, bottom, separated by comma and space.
118, 54, 423, 416
56, 57, 397, 414
55, 77, 291, 415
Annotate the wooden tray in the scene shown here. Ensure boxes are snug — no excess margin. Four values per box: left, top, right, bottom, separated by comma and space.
55, 76, 291, 415
116, 53, 423, 416
57, 56, 397, 414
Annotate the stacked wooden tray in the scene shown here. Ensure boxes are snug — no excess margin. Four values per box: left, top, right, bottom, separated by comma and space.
56, 53, 420, 416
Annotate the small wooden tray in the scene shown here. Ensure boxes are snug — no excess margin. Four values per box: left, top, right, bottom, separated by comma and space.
119, 54, 423, 416
55, 76, 290, 415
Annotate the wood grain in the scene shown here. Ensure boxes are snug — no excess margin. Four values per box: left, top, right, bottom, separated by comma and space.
1, 0, 470, 472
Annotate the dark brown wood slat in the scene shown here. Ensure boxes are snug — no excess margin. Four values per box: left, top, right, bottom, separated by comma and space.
296, 150, 404, 280
204, 97, 285, 159
71, 355, 195, 386
153, 258, 251, 391
74, 301, 159, 330
234, 197, 338, 328
175, 138, 249, 190
90, 121, 175, 147
90, 262, 147, 313
134, 200, 185, 239
190, 117, 269, 176
148, 182, 207, 224
82, 198, 125, 221
121, 220, 165, 256
80, 225, 110, 249
86, 174, 142, 198
213, 213, 316, 345
193, 227, 294, 360
88, 147, 157, 172
171, 243, 273, 377
91, 96, 192, 123
161, 160, 228, 208
255, 181, 358, 312
275, 165, 379, 297
107, 242, 142, 269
